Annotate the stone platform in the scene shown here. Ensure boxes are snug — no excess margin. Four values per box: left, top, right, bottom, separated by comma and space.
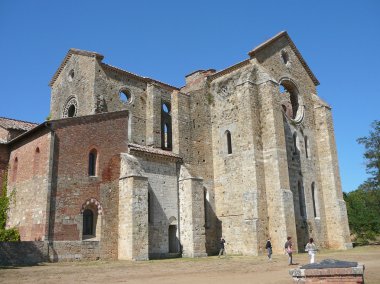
290, 259, 365, 283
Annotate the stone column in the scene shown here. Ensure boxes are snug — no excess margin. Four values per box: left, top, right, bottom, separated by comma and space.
171, 91, 191, 161
237, 80, 268, 256
118, 154, 149, 260
178, 166, 207, 258
258, 81, 297, 253
314, 102, 351, 249
146, 83, 162, 147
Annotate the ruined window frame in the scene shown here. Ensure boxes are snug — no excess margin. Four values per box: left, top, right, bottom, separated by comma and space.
161, 101, 172, 151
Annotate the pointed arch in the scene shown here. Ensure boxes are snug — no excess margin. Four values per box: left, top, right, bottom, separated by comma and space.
88, 148, 98, 176
80, 198, 103, 240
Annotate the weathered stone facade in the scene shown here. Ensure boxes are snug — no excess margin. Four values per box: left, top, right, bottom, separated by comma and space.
1, 31, 351, 261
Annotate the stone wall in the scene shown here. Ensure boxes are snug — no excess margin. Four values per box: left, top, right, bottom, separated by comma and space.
50, 53, 98, 119
0, 241, 101, 265
178, 166, 207, 258
95, 62, 148, 145
7, 129, 51, 241
314, 101, 351, 249
142, 157, 179, 256
0, 241, 48, 265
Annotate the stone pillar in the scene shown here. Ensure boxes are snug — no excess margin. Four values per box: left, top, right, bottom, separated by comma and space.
258, 81, 297, 253
178, 166, 207, 258
235, 79, 268, 256
146, 83, 162, 147
118, 154, 149, 260
314, 102, 351, 249
171, 91, 191, 161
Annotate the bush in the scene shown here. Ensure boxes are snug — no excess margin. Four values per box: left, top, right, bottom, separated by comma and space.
0, 228, 20, 241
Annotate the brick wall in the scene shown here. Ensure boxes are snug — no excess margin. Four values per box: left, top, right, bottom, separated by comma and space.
49, 111, 128, 260
0, 144, 9, 196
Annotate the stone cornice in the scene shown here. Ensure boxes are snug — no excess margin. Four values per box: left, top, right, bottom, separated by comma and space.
128, 143, 182, 162
102, 63, 179, 91
207, 59, 251, 82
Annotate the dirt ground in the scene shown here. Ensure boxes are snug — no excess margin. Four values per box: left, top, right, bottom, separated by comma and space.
1, 246, 379, 284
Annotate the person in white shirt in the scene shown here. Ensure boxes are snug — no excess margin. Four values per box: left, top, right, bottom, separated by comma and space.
305, 238, 317, 263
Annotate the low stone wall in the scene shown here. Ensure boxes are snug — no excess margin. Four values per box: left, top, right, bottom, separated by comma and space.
290, 259, 365, 283
0, 241, 100, 265
48, 241, 100, 262
0, 241, 48, 265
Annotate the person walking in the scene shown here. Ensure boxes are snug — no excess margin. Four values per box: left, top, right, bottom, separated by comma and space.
265, 237, 272, 261
284, 236, 293, 265
305, 238, 317, 264
218, 237, 226, 258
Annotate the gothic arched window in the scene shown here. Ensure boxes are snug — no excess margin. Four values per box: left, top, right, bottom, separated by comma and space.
88, 149, 97, 176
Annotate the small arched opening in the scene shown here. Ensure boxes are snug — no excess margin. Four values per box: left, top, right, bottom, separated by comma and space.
311, 182, 320, 218
83, 209, 95, 236
161, 102, 172, 150
33, 147, 40, 175
298, 181, 306, 218
80, 198, 103, 240
226, 130, 232, 154
88, 149, 98, 176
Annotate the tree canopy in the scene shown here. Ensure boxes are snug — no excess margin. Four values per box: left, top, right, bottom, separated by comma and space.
344, 120, 380, 244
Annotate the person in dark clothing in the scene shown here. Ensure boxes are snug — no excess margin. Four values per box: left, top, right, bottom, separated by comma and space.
218, 237, 226, 258
265, 237, 272, 261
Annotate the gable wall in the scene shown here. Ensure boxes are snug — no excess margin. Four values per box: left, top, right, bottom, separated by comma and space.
50, 54, 97, 119
254, 37, 328, 248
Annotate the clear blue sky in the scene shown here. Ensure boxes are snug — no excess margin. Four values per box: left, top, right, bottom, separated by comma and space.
0, 1, 379, 192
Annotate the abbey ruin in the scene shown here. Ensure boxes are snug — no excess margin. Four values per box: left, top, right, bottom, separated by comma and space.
0, 31, 352, 261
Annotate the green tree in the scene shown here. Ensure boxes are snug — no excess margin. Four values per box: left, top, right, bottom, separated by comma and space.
357, 120, 380, 189
344, 188, 380, 243
344, 120, 380, 244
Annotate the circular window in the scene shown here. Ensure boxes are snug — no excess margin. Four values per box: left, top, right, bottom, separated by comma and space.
119, 89, 132, 104
68, 69, 75, 82
62, 97, 78, 118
